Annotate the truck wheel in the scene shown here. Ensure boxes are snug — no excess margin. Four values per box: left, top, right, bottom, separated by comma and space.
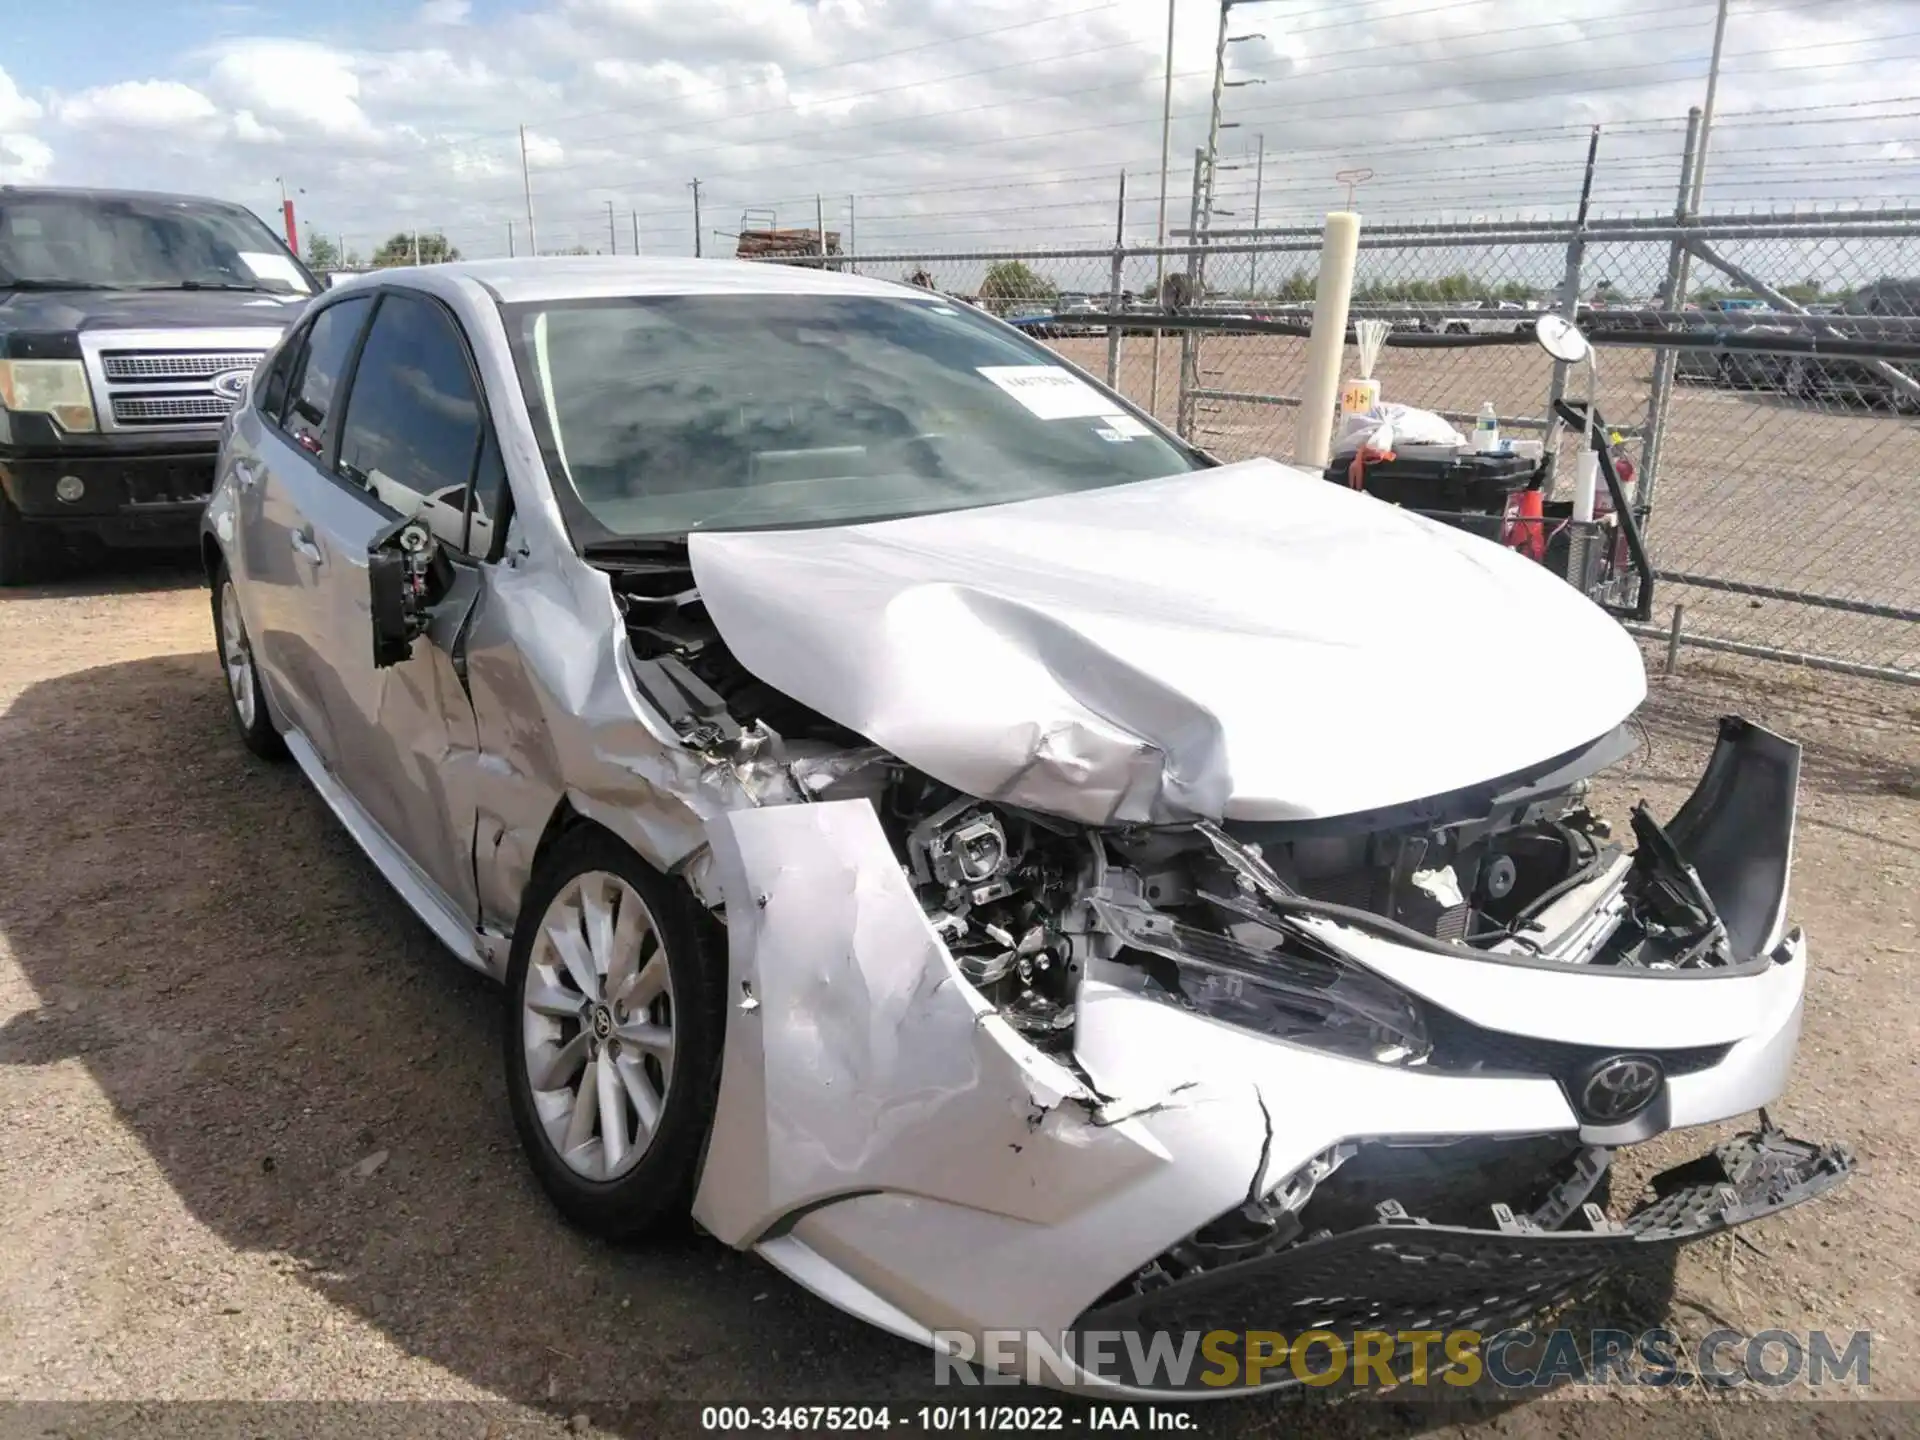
0, 491, 50, 587
211, 562, 287, 760
503, 828, 726, 1239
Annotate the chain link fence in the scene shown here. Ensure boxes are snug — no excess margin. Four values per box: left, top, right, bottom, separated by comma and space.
783, 210, 1919, 684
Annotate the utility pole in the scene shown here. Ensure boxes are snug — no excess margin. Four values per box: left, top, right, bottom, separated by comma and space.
631, 209, 640, 254
519, 124, 538, 256
817, 194, 827, 264
689, 178, 703, 257
412, 229, 421, 266
847, 194, 856, 270
507, 220, 515, 258
1198, 0, 1233, 281
1249, 132, 1264, 296
606, 200, 617, 255
1149, 0, 1176, 416
1689, 0, 1730, 213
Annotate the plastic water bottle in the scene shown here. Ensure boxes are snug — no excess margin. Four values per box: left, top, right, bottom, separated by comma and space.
1474, 402, 1500, 453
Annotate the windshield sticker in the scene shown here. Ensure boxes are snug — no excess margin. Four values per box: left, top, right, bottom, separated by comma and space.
977, 365, 1116, 420
1100, 413, 1153, 437
237, 251, 313, 294
1093, 426, 1132, 443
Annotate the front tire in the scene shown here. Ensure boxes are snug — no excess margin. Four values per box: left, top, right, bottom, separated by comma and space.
211, 562, 286, 759
503, 829, 725, 1239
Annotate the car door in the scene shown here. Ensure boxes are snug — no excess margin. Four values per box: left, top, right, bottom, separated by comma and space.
242, 294, 375, 760
294, 287, 499, 918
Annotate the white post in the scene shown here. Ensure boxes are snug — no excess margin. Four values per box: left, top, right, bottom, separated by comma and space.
1293, 210, 1361, 469
1105, 171, 1127, 387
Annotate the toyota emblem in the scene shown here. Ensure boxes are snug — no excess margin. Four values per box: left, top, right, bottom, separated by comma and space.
211, 368, 251, 401
1577, 1054, 1664, 1123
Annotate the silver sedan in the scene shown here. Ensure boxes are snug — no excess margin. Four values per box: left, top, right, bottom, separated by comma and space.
202, 257, 1847, 1396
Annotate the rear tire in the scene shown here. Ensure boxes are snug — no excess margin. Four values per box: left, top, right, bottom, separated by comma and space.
503, 828, 726, 1239
211, 561, 287, 760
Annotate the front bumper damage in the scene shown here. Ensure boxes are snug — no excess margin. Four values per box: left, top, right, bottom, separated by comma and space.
1069, 1127, 1852, 1394
686, 717, 1850, 1398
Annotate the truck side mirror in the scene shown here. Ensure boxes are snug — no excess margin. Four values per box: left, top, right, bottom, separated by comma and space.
368, 516, 449, 668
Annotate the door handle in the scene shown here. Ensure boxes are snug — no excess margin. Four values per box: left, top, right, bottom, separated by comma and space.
233, 459, 262, 492
290, 529, 323, 566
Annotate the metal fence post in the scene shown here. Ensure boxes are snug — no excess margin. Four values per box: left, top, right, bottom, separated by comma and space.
1106, 172, 1127, 388
1543, 126, 1601, 498
1635, 107, 1703, 517
1178, 148, 1205, 440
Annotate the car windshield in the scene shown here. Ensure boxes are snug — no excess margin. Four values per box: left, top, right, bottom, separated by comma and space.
504, 292, 1196, 539
0, 194, 314, 294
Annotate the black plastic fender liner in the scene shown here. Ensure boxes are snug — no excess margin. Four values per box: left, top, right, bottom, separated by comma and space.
1665, 717, 1802, 964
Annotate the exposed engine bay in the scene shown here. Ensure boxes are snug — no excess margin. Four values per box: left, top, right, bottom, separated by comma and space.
610, 555, 1769, 1071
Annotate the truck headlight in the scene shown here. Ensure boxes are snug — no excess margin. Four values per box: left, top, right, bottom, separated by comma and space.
0, 360, 97, 433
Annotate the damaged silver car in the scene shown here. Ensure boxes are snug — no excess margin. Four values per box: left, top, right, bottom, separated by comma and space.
202, 257, 1849, 1395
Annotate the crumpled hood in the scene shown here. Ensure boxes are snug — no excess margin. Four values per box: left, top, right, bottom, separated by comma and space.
687, 459, 1647, 826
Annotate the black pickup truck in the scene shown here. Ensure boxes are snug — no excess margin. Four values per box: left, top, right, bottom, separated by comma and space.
0, 186, 316, 583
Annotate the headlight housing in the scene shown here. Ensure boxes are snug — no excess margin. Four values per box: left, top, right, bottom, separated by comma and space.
0, 359, 97, 433
1089, 894, 1431, 1065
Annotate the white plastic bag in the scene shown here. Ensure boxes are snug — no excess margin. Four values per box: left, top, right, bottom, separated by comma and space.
1333, 401, 1465, 457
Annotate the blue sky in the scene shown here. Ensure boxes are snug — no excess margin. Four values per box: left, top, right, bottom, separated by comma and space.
9, 2, 480, 90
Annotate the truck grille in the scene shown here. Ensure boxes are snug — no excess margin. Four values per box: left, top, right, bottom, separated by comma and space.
111, 394, 239, 425
84, 339, 274, 433
102, 351, 264, 382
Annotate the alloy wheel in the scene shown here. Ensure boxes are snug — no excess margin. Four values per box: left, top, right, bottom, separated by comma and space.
521, 870, 676, 1182
219, 582, 257, 731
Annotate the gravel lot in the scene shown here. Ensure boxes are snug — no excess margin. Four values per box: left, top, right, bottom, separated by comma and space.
0, 565, 1914, 1438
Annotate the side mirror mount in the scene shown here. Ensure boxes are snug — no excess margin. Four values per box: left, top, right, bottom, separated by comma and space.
1534, 312, 1591, 365
368, 515, 449, 668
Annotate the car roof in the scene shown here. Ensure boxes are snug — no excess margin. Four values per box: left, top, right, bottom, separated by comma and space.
413, 255, 916, 305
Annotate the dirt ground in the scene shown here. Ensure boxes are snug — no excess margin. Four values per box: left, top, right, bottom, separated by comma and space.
0, 563, 1915, 1439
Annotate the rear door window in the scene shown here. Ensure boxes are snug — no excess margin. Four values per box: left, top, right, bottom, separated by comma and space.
282, 295, 372, 456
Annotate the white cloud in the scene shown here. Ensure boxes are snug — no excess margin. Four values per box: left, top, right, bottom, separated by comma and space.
56, 80, 220, 130
231, 108, 285, 144
0, 66, 42, 131
4, 0, 1915, 262
0, 132, 53, 182
205, 38, 379, 142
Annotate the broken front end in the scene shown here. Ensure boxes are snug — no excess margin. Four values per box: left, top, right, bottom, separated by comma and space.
607, 560, 1849, 1396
